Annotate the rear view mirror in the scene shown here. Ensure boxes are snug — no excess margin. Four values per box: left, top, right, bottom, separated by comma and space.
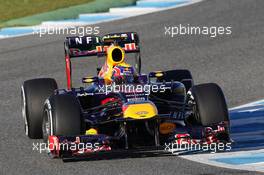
82, 76, 99, 84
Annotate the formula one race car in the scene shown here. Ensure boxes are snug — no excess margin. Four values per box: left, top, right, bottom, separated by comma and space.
21, 32, 230, 160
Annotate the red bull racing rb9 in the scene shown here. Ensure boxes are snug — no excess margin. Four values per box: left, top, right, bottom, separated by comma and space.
21, 32, 231, 161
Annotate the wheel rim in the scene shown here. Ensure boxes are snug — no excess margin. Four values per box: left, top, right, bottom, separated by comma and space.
42, 108, 57, 158
42, 109, 51, 143
193, 103, 201, 124
21, 86, 29, 136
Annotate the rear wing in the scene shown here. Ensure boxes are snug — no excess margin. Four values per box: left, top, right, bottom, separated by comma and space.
102, 32, 140, 53
64, 32, 140, 89
64, 32, 140, 58
64, 35, 102, 58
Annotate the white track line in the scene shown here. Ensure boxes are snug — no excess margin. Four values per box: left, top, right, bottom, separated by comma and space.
0, 0, 203, 39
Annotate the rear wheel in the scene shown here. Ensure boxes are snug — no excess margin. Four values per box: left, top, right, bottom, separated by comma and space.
158, 69, 193, 91
42, 94, 82, 143
21, 78, 57, 139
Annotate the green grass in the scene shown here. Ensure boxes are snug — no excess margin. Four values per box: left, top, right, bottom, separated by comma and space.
0, 0, 137, 28
0, 0, 94, 23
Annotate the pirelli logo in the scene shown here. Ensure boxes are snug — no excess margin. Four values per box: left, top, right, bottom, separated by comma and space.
124, 43, 136, 51
96, 43, 137, 52
96, 46, 103, 52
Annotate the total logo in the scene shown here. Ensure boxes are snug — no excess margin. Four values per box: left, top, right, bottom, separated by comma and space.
135, 111, 149, 116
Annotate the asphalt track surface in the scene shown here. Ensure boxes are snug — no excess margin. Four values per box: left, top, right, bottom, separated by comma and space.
0, 0, 264, 174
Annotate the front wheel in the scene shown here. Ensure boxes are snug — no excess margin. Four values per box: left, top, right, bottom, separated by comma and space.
190, 83, 229, 126
42, 94, 82, 143
21, 78, 57, 139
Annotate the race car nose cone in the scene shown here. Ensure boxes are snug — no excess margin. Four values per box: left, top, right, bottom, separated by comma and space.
122, 102, 158, 119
